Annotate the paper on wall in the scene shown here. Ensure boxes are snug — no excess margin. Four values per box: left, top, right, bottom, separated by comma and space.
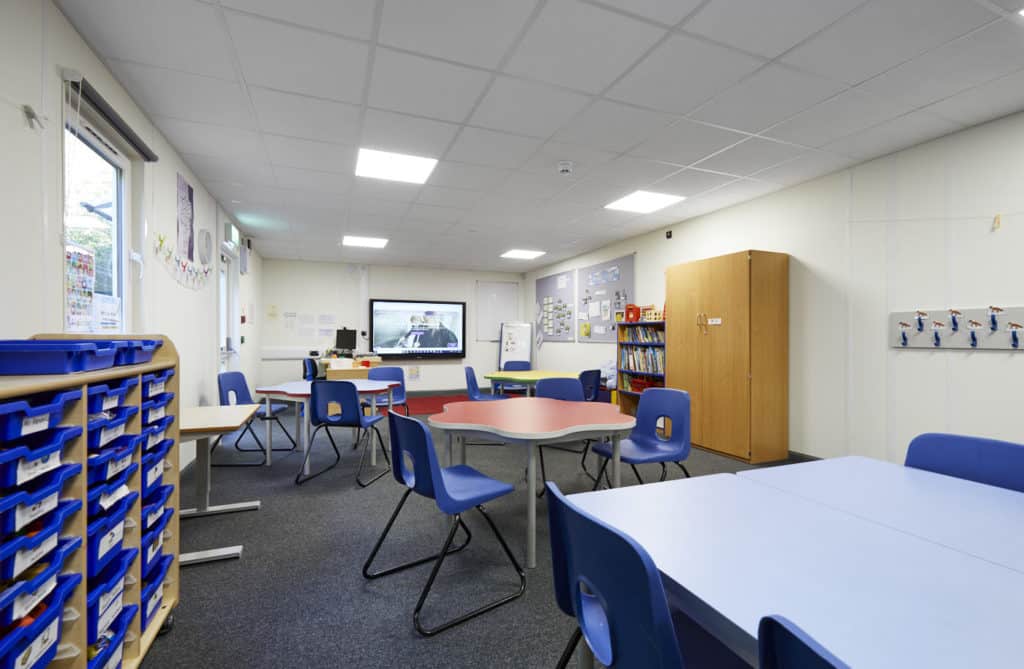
601, 300, 611, 321
267, 304, 279, 319
318, 314, 336, 325
588, 302, 601, 318
298, 327, 315, 338
556, 274, 568, 290
317, 328, 333, 337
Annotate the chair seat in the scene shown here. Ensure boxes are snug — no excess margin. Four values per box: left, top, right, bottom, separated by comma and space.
362, 396, 408, 408
474, 393, 510, 401
257, 402, 289, 418
323, 413, 384, 429
437, 465, 514, 513
592, 437, 686, 464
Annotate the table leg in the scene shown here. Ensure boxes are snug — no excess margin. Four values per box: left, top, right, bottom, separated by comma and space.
264, 396, 272, 467
527, 440, 537, 569
195, 435, 211, 513
612, 433, 622, 488
459, 434, 467, 465
302, 398, 312, 477
370, 392, 382, 467
293, 399, 302, 460
447, 432, 454, 467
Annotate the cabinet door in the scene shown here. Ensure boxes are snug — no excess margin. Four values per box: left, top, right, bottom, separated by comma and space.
705, 252, 751, 458
665, 259, 709, 445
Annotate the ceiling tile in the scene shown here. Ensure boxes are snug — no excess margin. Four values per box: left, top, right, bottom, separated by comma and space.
649, 168, 737, 197
57, 0, 237, 79
764, 88, 906, 147
689, 64, 846, 133
360, 109, 460, 157
629, 118, 747, 165
156, 117, 265, 161
416, 185, 483, 210
406, 203, 466, 224
782, 0, 998, 85
520, 141, 617, 180
504, 0, 666, 93
684, 0, 865, 59
856, 19, 1024, 113
923, 67, 1024, 127
694, 137, 807, 176
990, 0, 1024, 10
352, 177, 423, 203
752, 150, 855, 187
445, 127, 544, 168
368, 48, 492, 122
379, 0, 537, 69
470, 77, 591, 138
587, 0, 703, 26
184, 152, 276, 187
349, 197, 411, 218
608, 33, 764, 113
822, 111, 962, 160
587, 156, 683, 184
492, 171, 576, 201
249, 87, 361, 143
696, 178, 784, 210
426, 161, 512, 190
274, 165, 353, 193
552, 100, 677, 152
264, 134, 356, 173
220, 0, 376, 40
226, 11, 368, 103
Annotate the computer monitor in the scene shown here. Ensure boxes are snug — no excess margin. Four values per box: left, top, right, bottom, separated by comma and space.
335, 328, 357, 351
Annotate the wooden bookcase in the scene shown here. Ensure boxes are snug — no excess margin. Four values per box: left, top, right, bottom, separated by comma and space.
616, 321, 666, 416
0, 335, 180, 669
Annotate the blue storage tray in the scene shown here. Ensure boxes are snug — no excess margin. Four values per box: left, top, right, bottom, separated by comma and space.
141, 369, 174, 400
114, 339, 160, 366
140, 508, 172, 580
0, 426, 80, 489
0, 574, 80, 669
141, 485, 172, 533
86, 548, 137, 645
86, 377, 138, 414
87, 604, 136, 669
0, 500, 80, 581
140, 441, 171, 499
0, 464, 81, 537
0, 340, 117, 375
86, 406, 138, 450
0, 537, 79, 628
140, 554, 172, 633
0, 390, 81, 443
140, 393, 174, 427
87, 435, 141, 487
85, 463, 137, 519
140, 416, 174, 453
86, 491, 138, 579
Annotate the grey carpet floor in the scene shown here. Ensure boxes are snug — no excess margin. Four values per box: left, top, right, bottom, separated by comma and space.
142, 410, 775, 669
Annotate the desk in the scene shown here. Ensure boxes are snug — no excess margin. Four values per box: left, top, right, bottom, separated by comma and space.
428, 398, 634, 568
739, 456, 1024, 574
483, 370, 578, 396
325, 368, 370, 380
179, 404, 259, 566
254, 379, 399, 479
570, 474, 1024, 667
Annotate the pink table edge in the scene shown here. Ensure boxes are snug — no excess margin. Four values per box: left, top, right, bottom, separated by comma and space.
426, 397, 635, 441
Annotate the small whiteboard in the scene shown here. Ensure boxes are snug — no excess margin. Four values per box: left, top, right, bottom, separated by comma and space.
476, 281, 519, 341
499, 322, 532, 368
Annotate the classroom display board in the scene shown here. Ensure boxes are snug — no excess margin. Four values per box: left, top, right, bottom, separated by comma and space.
475, 281, 519, 341
498, 322, 532, 368
535, 270, 575, 343
889, 306, 1024, 350
577, 254, 634, 343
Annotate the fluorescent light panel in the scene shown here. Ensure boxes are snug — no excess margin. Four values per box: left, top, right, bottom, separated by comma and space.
343, 235, 388, 248
355, 148, 437, 184
501, 249, 546, 260
604, 190, 685, 214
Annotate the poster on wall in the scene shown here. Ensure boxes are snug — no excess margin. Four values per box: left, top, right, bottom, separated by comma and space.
577, 254, 634, 343
154, 173, 211, 289
64, 244, 95, 332
177, 173, 194, 261
535, 270, 575, 344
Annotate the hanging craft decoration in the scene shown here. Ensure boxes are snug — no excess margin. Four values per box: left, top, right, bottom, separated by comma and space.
154, 173, 212, 289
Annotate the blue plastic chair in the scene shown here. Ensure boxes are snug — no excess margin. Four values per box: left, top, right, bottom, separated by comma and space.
495, 360, 531, 395
297, 380, 389, 486
579, 369, 601, 402
215, 371, 295, 466
591, 388, 692, 489
361, 366, 409, 415
302, 358, 317, 381
534, 378, 587, 497
362, 412, 525, 636
759, 615, 849, 669
464, 366, 509, 401
905, 432, 1024, 493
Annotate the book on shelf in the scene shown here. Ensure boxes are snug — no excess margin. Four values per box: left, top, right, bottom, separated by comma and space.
619, 325, 665, 344
618, 346, 665, 374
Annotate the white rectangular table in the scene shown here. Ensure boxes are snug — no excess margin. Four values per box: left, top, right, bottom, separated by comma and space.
739, 456, 1024, 574
569, 473, 1024, 668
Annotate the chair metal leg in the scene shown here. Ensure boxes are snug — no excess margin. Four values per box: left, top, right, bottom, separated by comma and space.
356, 425, 391, 488
211, 426, 266, 468
413, 505, 526, 637
660, 462, 668, 482
231, 420, 265, 452
580, 442, 596, 483
294, 424, 342, 485
631, 464, 644, 485
556, 627, 583, 669
592, 459, 610, 491
536, 447, 548, 498
677, 462, 691, 478
267, 416, 297, 450
363, 489, 472, 579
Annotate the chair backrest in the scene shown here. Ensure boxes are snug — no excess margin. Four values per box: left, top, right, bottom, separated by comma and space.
759, 615, 849, 669
535, 377, 585, 402
546, 483, 685, 669
503, 360, 531, 372
302, 358, 317, 381
579, 369, 601, 401
905, 433, 1024, 493
368, 366, 406, 403
389, 412, 464, 513
309, 380, 361, 428
464, 366, 483, 400
218, 371, 254, 406
632, 388, 691, 459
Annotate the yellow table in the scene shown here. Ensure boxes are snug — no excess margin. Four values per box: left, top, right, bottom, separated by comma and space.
483, 370, 578, 396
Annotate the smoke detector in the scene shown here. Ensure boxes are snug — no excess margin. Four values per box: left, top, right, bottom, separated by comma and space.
557, 160, 575, 176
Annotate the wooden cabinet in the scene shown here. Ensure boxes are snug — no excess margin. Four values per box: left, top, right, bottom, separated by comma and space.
665, 251, 788, 463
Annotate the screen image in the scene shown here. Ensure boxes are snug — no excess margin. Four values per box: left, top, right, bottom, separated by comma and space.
370, 300, 466, 359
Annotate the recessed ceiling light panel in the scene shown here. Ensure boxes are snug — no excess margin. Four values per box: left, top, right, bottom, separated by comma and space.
604, 190, 685, 214
501, 249, 546, 260
342, 235, 388, 248
355, 148, 437, 184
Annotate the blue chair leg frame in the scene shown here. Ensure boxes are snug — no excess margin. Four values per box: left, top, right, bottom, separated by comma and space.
591, 459, 690, 490
212, 415, 297, 468
355, 425, 391, 488
556, 628, 583, 669
295, 424, 343, 485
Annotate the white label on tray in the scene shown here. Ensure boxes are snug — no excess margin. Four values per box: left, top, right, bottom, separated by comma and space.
148, 406, 166, 422
13, 533, 57, 578
15, 616, 59, 669
102, 641, 124, 669
15, 492, 58, 532
98, 576, 125, 619
102, 395, 120, 410
147, 586, 163, 620
98, 520, 125, 562
146, 505, 164, 529
99, 484, 130, 512
106, 452, 133, 479
97, 590, 123, 637
13, 574, 56, 620
150, 381, 165, 395
100, 422, 125, 447
16, 451, 61, 486
20, 414, 50, 437
147, 430, 165, 448
146, 461, 163, 488
147, 532, 164, 564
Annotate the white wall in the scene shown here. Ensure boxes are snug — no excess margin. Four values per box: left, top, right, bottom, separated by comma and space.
258, 259, 522, 391
526, 112, 1024, 463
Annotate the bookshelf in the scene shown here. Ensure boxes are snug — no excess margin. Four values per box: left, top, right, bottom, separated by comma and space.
616, 321, 666, 416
